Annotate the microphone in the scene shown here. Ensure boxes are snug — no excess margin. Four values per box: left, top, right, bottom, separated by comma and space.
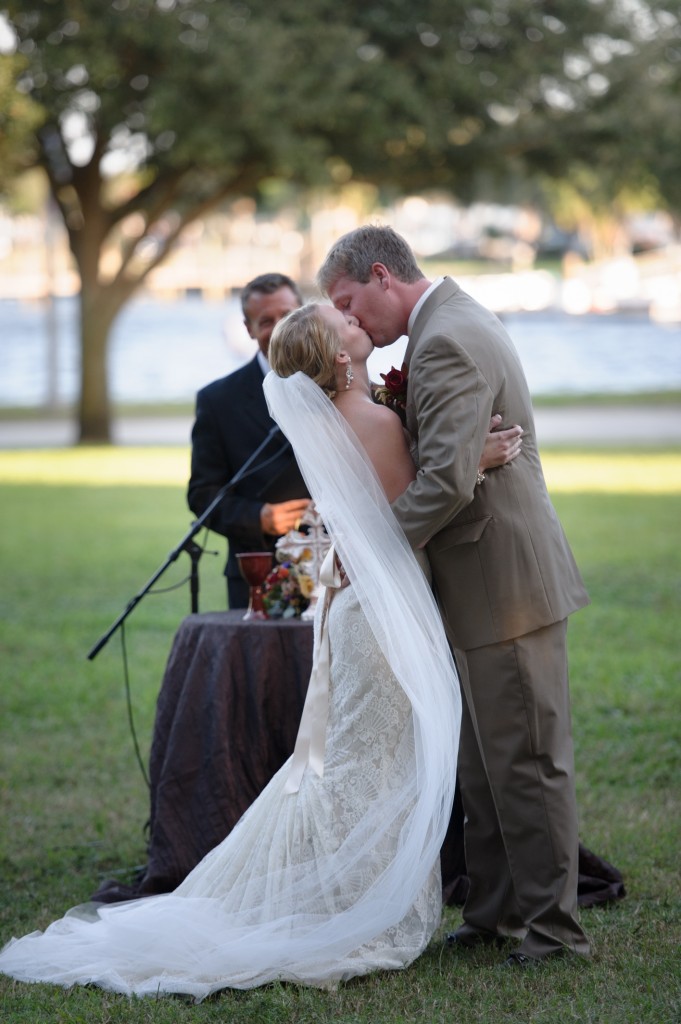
238, 423, 292, 481
86, 423, 294, 659
265, 423, 293, 458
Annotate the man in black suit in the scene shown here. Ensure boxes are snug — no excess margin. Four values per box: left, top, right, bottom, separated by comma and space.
188, 273, 311, 607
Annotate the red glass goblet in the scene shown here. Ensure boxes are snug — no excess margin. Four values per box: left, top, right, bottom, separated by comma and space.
236, 552, 273, 620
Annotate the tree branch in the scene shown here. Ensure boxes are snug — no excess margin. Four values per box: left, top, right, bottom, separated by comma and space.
110, 182, 236, 293
110, 164, 262, 291
106, 168, 186, 229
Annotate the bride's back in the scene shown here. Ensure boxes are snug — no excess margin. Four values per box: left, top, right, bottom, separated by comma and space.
335, 396, 415, 504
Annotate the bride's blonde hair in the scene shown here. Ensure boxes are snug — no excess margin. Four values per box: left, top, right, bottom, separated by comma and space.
269, 303, 340, 397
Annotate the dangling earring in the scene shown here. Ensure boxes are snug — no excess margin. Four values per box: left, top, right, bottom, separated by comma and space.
345, 359, 354, 390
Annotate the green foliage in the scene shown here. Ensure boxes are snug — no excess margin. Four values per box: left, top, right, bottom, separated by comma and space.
0, 51, 43, 190
2, 1, 679, 440
536, 0, 681, 223
0, 451, 679, 1021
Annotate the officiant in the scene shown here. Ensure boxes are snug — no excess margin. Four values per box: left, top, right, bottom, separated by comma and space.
187, 272, 311, 608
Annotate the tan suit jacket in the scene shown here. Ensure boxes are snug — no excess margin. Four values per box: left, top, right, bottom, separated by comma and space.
392, 278, 589, 649
392, 279, 590, 955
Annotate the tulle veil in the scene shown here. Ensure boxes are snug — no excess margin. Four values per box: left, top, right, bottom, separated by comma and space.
261, 370, 462, 967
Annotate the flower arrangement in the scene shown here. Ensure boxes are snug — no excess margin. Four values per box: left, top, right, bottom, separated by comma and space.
373, 364, 408, 419
262, 560, 314, 619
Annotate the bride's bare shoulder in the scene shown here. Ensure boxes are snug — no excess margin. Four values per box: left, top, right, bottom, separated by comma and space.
341, 400, 414, 499
346, 399, 405, 443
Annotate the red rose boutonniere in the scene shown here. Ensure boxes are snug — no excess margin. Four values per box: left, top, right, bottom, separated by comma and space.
373, 364, 409, 420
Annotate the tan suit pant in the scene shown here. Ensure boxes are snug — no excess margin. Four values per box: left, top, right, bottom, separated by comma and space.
454, 619, 590, 958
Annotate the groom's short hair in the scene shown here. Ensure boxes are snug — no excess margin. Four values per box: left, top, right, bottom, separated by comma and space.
317, 225, 425, 293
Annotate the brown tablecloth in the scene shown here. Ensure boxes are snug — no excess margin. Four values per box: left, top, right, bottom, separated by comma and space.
93, 611, 624, 908
137, 611, 314, 894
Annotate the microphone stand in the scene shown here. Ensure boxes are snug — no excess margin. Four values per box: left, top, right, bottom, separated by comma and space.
87, 424, 287, 660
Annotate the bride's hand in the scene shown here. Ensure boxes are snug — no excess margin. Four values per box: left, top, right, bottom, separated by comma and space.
480, 415, 523, 472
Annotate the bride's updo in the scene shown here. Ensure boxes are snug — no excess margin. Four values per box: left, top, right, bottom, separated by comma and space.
269, 303, 340, 397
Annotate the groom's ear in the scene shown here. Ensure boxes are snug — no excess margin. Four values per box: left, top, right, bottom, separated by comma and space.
371, 262, 390, 289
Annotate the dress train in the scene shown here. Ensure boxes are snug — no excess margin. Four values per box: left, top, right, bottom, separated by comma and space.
0, 584, 441, 998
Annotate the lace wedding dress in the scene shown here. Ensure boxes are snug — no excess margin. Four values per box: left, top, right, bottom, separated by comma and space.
0, 372, 460, 999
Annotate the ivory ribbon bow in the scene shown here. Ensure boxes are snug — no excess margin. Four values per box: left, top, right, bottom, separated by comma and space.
284, 545, 343, 794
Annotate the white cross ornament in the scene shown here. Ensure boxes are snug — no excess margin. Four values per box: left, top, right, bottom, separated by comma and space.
274, 504, 330, 586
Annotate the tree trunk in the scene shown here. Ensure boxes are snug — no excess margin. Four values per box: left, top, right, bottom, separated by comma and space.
77, 288, 119, 444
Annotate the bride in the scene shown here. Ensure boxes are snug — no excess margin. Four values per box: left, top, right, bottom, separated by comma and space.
0, 304, 520, 999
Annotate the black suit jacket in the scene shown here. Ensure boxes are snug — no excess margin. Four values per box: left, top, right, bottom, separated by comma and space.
187, 356, 309, 586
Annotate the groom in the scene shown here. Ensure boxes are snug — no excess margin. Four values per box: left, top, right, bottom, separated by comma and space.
317, 225, 591, 966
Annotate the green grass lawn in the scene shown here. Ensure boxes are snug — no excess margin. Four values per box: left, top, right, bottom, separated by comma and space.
0, 447, 679, 1023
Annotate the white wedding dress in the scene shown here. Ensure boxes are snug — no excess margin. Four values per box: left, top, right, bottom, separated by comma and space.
0, 372, 460, 1000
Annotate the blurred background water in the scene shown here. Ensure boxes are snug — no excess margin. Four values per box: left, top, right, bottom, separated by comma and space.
1, 294, 680, 409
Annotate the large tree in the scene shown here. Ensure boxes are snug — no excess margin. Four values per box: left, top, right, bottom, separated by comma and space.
1, 0, 677, 441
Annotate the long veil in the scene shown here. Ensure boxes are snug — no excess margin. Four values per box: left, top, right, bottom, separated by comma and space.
262, 371, 461, 954
0, 372, 461, 999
